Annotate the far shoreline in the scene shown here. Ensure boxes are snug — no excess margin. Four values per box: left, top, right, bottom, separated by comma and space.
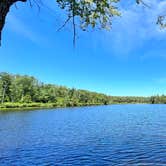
0, 102, 161, 112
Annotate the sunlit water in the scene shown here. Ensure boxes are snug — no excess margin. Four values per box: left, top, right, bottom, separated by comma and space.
0, 104, 166, 165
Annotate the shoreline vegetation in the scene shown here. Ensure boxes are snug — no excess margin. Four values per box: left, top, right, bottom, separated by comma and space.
0, 102, 104, 111
0, 72, 166, 111
0, 102, 150, 111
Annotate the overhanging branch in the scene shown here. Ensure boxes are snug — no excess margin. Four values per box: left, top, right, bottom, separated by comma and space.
0, 0, 27, 46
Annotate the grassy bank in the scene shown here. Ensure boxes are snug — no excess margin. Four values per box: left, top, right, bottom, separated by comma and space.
0, 102, 104, 111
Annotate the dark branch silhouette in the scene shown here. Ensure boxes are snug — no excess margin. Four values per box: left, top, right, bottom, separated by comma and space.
0, 0, 27, 45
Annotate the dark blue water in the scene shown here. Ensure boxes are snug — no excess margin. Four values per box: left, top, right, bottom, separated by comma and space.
0, 104, 166, 165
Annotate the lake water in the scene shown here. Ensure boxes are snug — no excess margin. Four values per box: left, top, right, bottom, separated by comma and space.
0, 104, 166, 165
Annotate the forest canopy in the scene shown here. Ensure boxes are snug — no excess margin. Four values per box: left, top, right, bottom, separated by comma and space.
0, 72, 111, 108
0, 72, 165, 110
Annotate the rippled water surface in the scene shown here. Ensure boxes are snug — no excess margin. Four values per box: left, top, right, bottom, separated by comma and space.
0, 104, 166, 165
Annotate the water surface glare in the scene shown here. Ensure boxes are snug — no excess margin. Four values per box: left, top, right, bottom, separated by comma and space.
0, 104, 166, 165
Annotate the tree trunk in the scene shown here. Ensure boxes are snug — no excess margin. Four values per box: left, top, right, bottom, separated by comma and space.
0, 0, 27, 45
1, 84, 7, 104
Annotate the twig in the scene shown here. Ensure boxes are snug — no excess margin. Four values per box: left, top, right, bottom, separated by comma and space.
57, 16, 71, 32
14, 3, 18, 9
33, 0, 41, 13
136, 0, 151, 8
29, 0, 33, 7
72, 0, 76, 47
72, 16, 76, 47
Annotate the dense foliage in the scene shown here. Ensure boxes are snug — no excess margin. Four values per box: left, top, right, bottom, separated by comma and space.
111, 96, 150, 104
149, 95, 166, 104
111, 95, 166, 104
57, 0, 120, 29
0, 72, 165, 110
0, 72, 110, 108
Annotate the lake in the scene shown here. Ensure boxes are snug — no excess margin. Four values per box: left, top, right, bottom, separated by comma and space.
0, 104, 166, 165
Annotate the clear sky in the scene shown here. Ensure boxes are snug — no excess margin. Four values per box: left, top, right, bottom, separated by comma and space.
1, 0, 166, 96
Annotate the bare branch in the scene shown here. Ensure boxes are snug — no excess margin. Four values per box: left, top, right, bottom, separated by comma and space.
72, 16, 76, 47
72, 0, 76, 47
29, 0, 33, 8
14, 3, 18, 9
57, 16, 71, 32
33, 0, 41, 13
136, 0, 151, 8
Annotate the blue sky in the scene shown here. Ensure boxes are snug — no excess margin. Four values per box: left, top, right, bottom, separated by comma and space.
1, 0, 166, 96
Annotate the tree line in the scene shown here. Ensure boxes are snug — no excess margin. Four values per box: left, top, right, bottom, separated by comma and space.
0, 72, 166, 109
0, 72, 110, 108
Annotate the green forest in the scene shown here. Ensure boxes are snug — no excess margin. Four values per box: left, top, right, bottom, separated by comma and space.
0, 72, 166, 110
